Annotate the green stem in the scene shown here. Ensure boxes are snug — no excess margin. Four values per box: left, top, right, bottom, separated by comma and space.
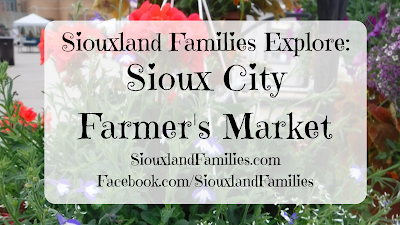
241, 204, 250, 225
0, 173, 23, 225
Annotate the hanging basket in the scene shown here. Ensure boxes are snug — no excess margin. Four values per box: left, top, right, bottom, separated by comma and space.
222, 11, 247, 20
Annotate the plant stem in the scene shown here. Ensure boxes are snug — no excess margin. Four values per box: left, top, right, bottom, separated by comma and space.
241, 204, 250, 225
0, 173, 23, 225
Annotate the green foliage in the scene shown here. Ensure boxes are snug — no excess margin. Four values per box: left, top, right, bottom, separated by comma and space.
1, 0, 400, 220
139, 0, 293, 20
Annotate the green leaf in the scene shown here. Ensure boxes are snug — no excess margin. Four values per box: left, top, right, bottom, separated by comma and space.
87, 219, 97, 225
103, 204, 123, 215
161, 207, 175, 224
175, 219, 189, 225
216, 219, 226, 225
227, 205, 239, 225
124, 218, 138, 225
21, 221, 32, 225
91, 204, 102, 210
134, 204, 148, 211
189, 205, 198, 216
140, 211, 160, 225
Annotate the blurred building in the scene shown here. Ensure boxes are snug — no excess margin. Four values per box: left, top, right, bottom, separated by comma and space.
0, 0, 98, 28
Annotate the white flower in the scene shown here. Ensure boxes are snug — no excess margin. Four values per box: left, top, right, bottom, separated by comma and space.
388, 50, 393, 56
378, 192, 390, 208
77, 179, 102, 201
192, 187, 215, 203
48, 178, 71, 196
23, 201, 28, 209
194, 138, 212, 152
393, 55, 399, 61
274, 193, 288, 205
376, 56, 380, 61
160, 134, 166, 145
194, 136, 223, 156
350, 165, 366, 182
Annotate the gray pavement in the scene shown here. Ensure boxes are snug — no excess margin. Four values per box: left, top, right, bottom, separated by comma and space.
7, 46, 44, 113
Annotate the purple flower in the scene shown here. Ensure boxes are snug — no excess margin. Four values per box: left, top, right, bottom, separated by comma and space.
378, 192, 390, 208
128, 0, 138, 8
48, 177, 70, 196
90, 11, 103, 22
76, 179, 102, 201
367, 3, 388, 40
366, 15, 377, 29
192, 187, 215, 203
57, 213, 81, 225
353, 51, 366, 67
349, 165, 366, 182
194, 136, 223, 156
295, 8, 304, 20
367, 23, 400, 112
117, 51, 136, 66
280, 211, 298, 224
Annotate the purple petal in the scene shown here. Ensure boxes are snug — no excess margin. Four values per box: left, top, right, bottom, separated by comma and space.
199, 197, 206, 204
366, 16, 377, 28
207, 189, 216, 201
378, 4, 387, 19
214, 143, 224, 155
65, 219, 81, 225
361, 166, 367, 173
85, 191, 97, 201
356, 173, 364, 182
378, 19, 386, 28
59, 179, 70, 186
117, 54, 123, 62
350, 165, 360, 170
48, 179, 57, 186
75, 187, 85, 193
57, 214, 66, 225
194, 138, 202, 147
192, 188, 201, 199
85, 180, 97, 187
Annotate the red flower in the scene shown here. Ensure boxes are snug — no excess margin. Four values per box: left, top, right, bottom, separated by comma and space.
387, 170, 399, 180
14, 101, 37, 123
43, 24, 104, 72
129, 1, 195, 21
1, 101, 38, 132
129, 1, 153, 20
127, 1, 206, 72
0, 116, 11, 133
1, 213, 23, 225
